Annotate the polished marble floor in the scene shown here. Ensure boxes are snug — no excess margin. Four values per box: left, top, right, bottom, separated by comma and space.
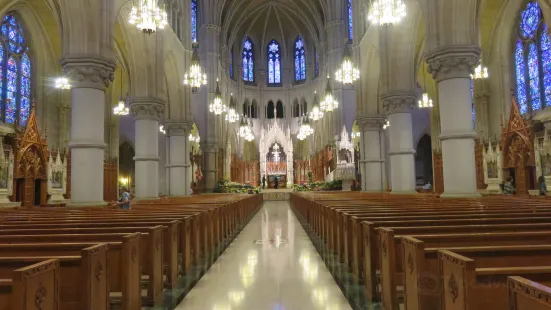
176, 201, 353, 310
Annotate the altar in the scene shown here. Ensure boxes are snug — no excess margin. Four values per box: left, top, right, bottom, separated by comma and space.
259, 121, 294, 188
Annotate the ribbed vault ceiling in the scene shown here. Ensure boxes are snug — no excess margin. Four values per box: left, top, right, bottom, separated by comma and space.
220, 0, 326, 53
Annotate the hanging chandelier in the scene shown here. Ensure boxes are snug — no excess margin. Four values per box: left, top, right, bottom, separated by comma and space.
113, 70, 129, 115
209, 79, 227, 115
351, 131, 361, 139
114, 100, 130, 115
225, 98, 239, 123
297, 117, 314, 141
471, 63, 489, 80
184, 42, 207, 91
128, 0, 168, 35
418, 93, 433, 108
320, 77, 339, 112
188, 133, 200, 143
239, 117, 254, 141
159, 125, 166, 134
383, 120, 390, 130
309, 103, 324, 121
55, 77, 71, 90
335, 45, 360, 85
367, 0, 407, 26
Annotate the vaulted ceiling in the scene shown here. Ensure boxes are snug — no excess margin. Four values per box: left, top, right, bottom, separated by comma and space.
220, 0, 326, 54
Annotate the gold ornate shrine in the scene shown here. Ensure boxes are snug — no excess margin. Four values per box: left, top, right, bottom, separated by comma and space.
501, 98, 536, 194
12, 103, 48, 206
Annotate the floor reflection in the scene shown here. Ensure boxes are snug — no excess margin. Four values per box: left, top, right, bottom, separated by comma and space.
175, 201, 352, 310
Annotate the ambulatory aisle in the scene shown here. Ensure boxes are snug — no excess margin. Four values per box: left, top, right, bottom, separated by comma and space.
176, 201, 352, 310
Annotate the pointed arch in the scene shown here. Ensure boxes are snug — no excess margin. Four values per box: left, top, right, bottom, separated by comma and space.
267, 39, 281, 85
243, 37, 254, 82
294, 36, 306, 82
267, 100, 275, 119
514, 1, 551, 114
276, 100, 284, 118
0, 14, 32, 126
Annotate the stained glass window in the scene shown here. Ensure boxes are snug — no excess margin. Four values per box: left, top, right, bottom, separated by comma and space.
229, 49, 234, 79
514, 1, 551, 114
268, 40, 281, 85
348, 0, 353, 41
0, 14, 31, 125
294, 36, 306, 82
243, 37, 254, 83
314, 48, 319, 78
191, 0, 197, 43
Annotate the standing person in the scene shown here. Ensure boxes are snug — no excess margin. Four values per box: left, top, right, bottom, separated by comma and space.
274, 176, 279, 189
112, 186, 131, 210
262, 175, 266, 189
538, 176, 548, 196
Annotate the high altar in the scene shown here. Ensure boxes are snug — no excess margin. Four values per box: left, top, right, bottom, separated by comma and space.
259, 121, 294, 188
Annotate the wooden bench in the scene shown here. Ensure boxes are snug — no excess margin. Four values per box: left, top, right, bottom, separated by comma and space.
0, 259, 59, 310
508, 276, 551, 310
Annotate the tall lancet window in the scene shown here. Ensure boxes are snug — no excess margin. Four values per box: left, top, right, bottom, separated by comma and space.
0, 14, 31, 126
348, 0, 353, 41
514, 1, 551, 114
242, 37, 254, 83
294, 36, 306, 82
267, 39, 281, 85
191, 0, 197, 42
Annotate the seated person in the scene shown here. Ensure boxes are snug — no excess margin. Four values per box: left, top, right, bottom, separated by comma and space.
503, 177, 516, 195
111, 186, 131, 210
538, 176, 548, 196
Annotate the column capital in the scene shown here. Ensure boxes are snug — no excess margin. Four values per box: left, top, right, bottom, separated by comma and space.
129, 97, 165, 121
382, 92, 415, 115
60, 55, 116, 90
201, 143, 219, 153
356, 115, 386, 131
426, 45, 481, 82
165, 121, 193, 136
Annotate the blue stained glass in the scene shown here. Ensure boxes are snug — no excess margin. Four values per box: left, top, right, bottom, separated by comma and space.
528, 43, 542, 111
268, 40, 281, 85
6, 57, 17, 124
540, 26, 551, 107
294, 36, 306, 82
2, 15, 25, 53
520, 2, 541, 39
515, 40, 528, 114
191, 0, 197, 42
19, 97, 29, 126
348, 0, 353, 40
242, 38, 254, 82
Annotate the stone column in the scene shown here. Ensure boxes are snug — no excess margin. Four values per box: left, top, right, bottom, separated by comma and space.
202, 143, 218, 191
61, 56, 115, 206
383, 93, 416, 194
427, 46, 480, 197
357, 116, 386, 192
130, 98, 164, 199
166, 121, 193, 196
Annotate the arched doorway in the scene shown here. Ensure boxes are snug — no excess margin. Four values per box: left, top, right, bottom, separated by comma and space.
415, 134, 433, 186
119, 142, 135, 190
266, 142, 287, 188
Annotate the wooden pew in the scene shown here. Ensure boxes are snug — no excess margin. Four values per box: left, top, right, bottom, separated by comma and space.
438, 247, 551, 310
0, 259, 59, 310
0, 243, 110, 310
508, 276, 551, 310
399, 231, 551, 310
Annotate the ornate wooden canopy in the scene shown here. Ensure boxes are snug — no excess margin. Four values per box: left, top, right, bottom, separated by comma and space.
501, 98, 535, 169
13, 102, 48, 180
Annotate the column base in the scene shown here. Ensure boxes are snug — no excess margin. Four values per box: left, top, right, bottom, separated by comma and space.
390, 190, 418, 195
440, 192, 482, 198
67, 201, 108, 207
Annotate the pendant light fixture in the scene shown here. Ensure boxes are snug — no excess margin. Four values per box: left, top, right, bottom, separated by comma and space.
209, 78, 226, 115
320, 76, 339, 112
418, 66, 433, 109
128, 0, 168, 34
335, 44, 360, 85
113, 69, 130, 116
184, 42, 208, 91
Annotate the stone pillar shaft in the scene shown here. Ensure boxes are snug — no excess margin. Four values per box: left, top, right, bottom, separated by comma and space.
167, 122, 192, 196
358, 116, 386, 192
61, 56, 115, 206
383, 93, 416, 194
131, 98, 164, 200
202, 144, 217, 190
427, 46, 480, 197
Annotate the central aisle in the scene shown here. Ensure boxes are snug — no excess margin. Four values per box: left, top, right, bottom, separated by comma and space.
176, 201, 352, 310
